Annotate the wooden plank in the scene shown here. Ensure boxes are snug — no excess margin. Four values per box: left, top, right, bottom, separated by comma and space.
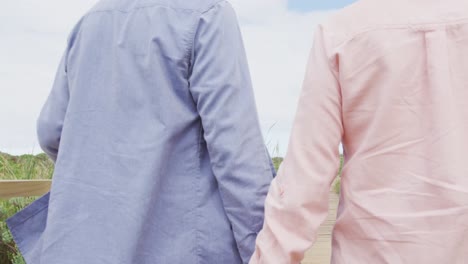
0, 180, 51, 199
303, 192, 339, 264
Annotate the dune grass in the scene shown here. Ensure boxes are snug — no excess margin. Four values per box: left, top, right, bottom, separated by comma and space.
0, 153, 53, 180
0, 152, 53, 264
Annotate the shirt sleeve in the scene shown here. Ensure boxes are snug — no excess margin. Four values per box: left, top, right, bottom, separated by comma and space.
36, 50, 70, 162
250, 25, 344, 264
188, 1, 274, 263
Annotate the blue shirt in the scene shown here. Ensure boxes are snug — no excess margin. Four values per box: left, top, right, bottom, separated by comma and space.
7, 1, 274, 263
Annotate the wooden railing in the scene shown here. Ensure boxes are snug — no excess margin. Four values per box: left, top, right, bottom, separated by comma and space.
0, 180, 51, 199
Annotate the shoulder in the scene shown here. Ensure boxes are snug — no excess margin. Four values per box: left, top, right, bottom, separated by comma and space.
319, 0, 389, 48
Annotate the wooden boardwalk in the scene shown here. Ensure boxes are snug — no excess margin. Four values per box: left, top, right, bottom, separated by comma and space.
303, 192, 339, 264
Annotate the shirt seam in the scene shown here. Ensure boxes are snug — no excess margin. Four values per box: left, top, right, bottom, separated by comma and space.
334, 18, 468, 51
195, 125, 203, 264
87, 4, 200, 15
85, 0, 227, 16
187, 0, 229, 78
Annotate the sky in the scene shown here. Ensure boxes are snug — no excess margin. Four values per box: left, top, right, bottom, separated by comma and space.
0, 0, 356, 156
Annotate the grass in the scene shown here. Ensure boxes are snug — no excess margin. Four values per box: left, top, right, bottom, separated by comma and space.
334, 155, 344, 194
0, 152, 54, 264
272, 157, 284, 171
272, 155, 344, 195
0, 152, 53, 180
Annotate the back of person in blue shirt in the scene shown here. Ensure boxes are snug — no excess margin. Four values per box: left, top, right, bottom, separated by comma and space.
7, 1, 274, 263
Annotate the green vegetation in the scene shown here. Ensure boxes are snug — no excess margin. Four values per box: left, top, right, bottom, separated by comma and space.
0, 152, 53, 264
1, 197, 36, 264
272, 155, 344, 195
272, 157, 284, 171
334, 155, 344, 195
0, 152, 54, 180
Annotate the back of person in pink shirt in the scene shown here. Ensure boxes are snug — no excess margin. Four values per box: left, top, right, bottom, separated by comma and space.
250, 0, 468, 263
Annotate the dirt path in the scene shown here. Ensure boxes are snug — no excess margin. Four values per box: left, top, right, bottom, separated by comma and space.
303, 192, 339, 264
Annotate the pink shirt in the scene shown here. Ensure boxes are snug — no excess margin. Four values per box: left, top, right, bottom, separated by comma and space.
250, 0, 468, 263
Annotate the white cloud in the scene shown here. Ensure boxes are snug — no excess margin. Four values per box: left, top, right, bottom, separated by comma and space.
230, 0, 287, 22
0, 1, 333, 156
